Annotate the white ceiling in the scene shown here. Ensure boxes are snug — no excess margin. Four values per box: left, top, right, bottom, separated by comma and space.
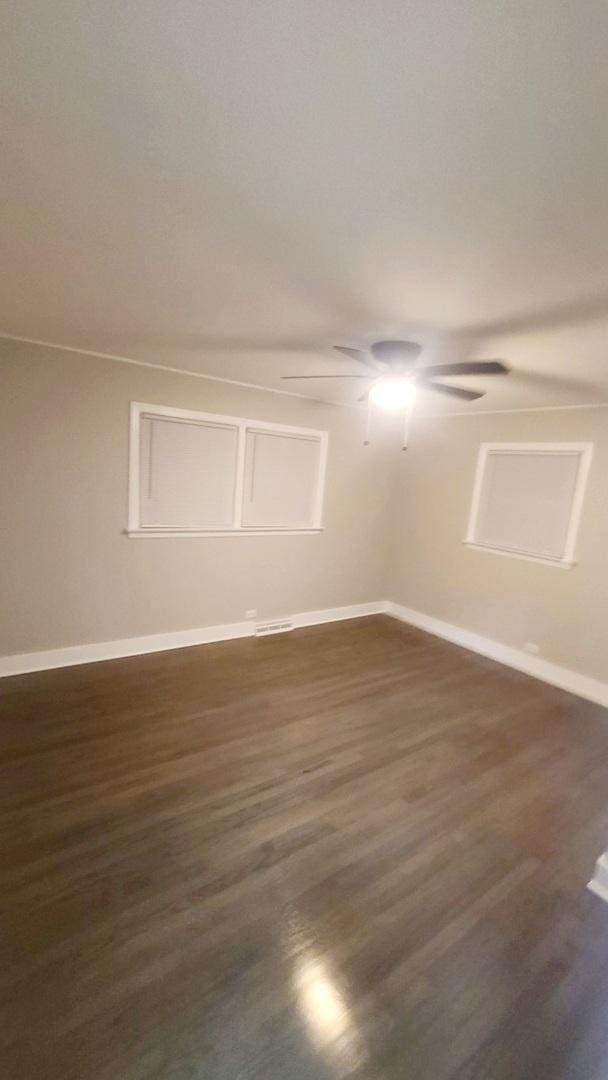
2, 1, 608, 412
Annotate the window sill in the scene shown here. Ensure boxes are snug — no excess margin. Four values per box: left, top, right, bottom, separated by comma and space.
126, 528, 324, 538
462, 541, 575, 569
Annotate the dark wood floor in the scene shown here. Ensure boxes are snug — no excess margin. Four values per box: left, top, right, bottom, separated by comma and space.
2, 616, 608, 1080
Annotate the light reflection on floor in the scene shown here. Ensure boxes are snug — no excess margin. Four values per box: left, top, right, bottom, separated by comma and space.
293, 952, 368, 1073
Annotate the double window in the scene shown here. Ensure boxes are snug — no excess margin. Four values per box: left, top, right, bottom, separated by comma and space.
128, 402, 328, 536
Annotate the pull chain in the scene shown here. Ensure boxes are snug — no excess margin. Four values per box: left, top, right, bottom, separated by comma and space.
364, 397, 372, 445
364, 399, 413, 449
402, 404, 411, 450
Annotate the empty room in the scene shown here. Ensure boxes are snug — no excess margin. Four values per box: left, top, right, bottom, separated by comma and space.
2, 3, 608, 1078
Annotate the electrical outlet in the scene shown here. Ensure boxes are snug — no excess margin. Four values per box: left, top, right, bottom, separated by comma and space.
246, 609, 257, 620
524, 642, 540, 655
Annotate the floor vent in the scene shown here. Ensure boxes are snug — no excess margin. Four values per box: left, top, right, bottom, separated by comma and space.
255, 619, 294, 637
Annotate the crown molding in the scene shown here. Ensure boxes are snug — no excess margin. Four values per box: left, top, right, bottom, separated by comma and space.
2, 331, 607, 417
0, 332, 359, 408
420, 401, 608, 418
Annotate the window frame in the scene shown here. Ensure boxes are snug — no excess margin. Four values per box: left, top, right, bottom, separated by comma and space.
127, 401, 328, 537
463, 442, 593, 569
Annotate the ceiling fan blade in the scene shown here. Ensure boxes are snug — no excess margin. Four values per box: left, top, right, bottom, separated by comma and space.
333, 345, 383, 372
333, 345, 364, 360
419, 360, 508, 378
419, 379, 485, 401
281, 374, 373, 380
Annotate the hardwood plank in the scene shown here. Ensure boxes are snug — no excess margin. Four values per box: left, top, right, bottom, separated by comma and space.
1, 615, 608, 1079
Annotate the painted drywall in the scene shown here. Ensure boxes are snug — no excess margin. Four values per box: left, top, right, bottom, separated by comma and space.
388, 407, 608, 684
0, 340, 397, 655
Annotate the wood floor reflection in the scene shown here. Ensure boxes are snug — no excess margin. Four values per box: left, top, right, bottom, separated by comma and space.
2, 615, 608, 1079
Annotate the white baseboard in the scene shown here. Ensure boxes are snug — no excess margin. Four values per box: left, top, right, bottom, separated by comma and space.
0, 601, 385, 678
0, 620, 254, 677
385, 601, 608, 709
2, 599, 607, 712
588, 852, 608, 904
292, 601, 383, 629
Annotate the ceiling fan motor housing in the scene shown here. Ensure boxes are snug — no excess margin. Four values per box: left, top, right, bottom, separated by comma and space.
371, 340, 422, 370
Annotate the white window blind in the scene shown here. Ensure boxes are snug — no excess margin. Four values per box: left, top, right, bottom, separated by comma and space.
242, 430, 320, 529
465, 443, 592, 567
139, 416, 238, 530
128, 403, 327, 536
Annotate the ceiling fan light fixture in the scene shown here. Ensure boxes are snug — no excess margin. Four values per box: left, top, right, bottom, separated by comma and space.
369, 377, 416, 411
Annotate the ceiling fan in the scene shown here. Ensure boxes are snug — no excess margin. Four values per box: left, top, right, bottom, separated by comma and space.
281, 340, 509, 406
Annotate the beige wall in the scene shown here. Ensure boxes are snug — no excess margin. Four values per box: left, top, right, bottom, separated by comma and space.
1, 340, 397, 654
388, 407, 608, 683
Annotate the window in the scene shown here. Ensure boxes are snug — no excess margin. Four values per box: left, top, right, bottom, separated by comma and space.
464, 442, 592, 568
128, 402, 327, 536
242, 429, 323, 529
